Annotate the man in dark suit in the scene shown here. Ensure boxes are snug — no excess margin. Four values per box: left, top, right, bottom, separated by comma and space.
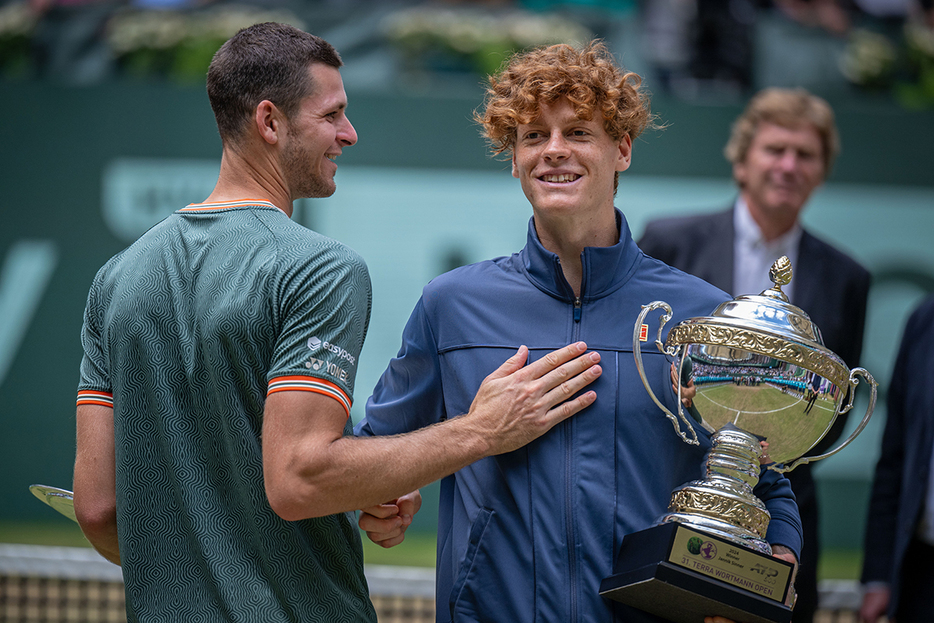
638, 88, 870, 623
860, 294, 934, 623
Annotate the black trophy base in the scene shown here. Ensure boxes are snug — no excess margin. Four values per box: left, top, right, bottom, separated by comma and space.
600, 523, 793, 623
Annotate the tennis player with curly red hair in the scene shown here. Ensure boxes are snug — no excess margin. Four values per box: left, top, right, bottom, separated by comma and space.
356, 41, 802, 623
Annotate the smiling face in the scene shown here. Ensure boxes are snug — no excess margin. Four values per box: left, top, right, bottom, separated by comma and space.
734, 121, 826, 230
511, 97, 631, 222
281, 63, 357, 200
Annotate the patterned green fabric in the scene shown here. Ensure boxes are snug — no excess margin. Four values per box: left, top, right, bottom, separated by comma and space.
78, 201, 375, 622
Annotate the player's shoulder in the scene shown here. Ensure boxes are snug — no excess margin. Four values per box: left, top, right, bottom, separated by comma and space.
641, 250, 726, 293
90, 220, 171, 285
426, 255, 511, 290
273, 221, 367, 269
418, 255, 522, 314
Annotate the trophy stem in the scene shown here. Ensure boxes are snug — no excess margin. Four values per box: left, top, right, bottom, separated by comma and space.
661, 425, 772, 555
706, 425, 763, 489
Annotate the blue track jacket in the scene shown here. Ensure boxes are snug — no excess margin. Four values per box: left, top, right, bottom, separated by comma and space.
356, 210, 802, 622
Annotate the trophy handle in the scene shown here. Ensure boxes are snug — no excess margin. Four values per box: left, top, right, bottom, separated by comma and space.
773, 367, 878, 473
633, 302, 699, 446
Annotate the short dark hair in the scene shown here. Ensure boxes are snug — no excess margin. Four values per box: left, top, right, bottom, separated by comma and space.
207, 23, 342, 144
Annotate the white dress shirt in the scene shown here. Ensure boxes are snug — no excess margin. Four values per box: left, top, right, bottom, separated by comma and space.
733, 198, 803, 302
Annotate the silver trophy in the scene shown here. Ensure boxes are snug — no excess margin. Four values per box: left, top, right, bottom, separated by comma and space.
600, 256, 876, 623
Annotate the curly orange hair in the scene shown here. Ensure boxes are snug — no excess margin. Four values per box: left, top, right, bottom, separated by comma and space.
475, 40, 653, 157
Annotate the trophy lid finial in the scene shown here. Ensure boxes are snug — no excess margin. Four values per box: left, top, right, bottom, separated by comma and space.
765, 256, 793, 300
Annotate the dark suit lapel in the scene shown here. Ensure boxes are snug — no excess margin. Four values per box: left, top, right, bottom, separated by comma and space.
792, 231, 821, 311
695, 208, 736, 294
919, 333, 934, 475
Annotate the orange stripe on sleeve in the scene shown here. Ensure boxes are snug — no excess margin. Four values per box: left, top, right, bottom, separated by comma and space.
267, 376, 351, 419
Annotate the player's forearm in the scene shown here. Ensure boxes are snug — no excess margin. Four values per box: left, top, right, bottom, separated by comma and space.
267, 418, 490, 520
73, 491, 121, 565
265, 342, 600, 520
74, 405, 120, 564
84, 525, 121, 566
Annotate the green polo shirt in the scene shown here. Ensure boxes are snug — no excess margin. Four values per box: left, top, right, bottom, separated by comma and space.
78, 200, 375, 622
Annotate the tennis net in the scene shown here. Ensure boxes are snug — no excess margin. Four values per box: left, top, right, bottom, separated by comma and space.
0, 544, 434, 623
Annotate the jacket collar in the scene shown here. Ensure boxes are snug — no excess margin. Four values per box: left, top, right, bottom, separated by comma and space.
520, 208, 641, 301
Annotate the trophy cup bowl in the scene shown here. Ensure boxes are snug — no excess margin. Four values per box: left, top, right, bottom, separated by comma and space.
600, 257, 877, 623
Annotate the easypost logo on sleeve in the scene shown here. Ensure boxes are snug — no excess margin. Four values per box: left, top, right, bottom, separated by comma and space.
305, 336, 355, 384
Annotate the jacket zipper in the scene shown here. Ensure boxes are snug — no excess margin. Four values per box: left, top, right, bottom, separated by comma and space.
567, 296, 580, 621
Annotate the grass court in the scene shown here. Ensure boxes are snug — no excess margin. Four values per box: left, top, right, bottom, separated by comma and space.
694, 382, 836, 456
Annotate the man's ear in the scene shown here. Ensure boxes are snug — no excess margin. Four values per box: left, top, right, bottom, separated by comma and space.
732, 161, 747, 189
255, 100, 283, 145
512, 152, 519, 179
616, 134, 633, 172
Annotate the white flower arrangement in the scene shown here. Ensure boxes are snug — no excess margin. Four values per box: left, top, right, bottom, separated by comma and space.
839, 19, 934, 108
105, 5, 304, 81
0, 1, 38, 77
839, 28, 897, 89
382, 7, 592, 76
